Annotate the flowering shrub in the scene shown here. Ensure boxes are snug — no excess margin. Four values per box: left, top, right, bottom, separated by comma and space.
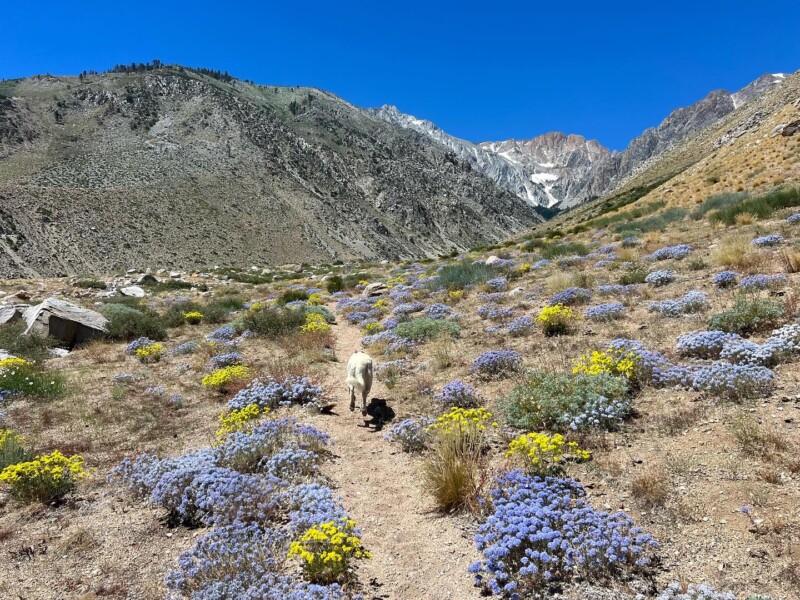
435, 379, 482, 408
648, 244, 692, 261
470, 350, 523, 379
649, 291, 709, 317
486, 277, 508, 292
621, 236, 639, 247
227, 377, 324, 411
206, 325, 238, 343
208, 352, 244, 370
0, 428, 31, 470
714, 270, 738, 288
596, 284, 638, 296
470, 471, 658, 594
0, 450, 88, 503
215, 403, 270, 443
501, 371, 630, 432
786, 212, 800, 224
184, 311, 204, 325
644, 269, 676, 287
507, 315, 534, 337
384, 418, 433, 453
135, 341, 165, 363
428, 407, 495, 437
174, 340, 200, 355
676, 331, 742, 359
751, 234, 784, 247
572, 349, 638, 381
505, 433, 590, 476
584, 302, 625, 321
691, 361, 774, 400
301, 312, 332, 334
739, 274, 788, 291
719, 339, 784, 367
393, 302, 425, 316
362, 321, 383, 335
307, 292, 324, 306
288, 519, 370, 584
547, 287, 592, 306
202, 365, 252, 392
605, 339, 674, 386
0, 358, 66, 398
536, 304, 577, 336
426, 303, 454, 320
125, 337, 154, 355
477, 304, 514, 322
165, 522, 344, 599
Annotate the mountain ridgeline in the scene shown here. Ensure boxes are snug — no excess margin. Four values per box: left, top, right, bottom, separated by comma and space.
0, 65, 795, 278
0, 67, 543, 278
372, 74, 789, 209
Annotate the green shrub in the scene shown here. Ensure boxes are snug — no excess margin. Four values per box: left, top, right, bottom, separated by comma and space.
240, 306, 306, 338
431, 261, 495, 291
613, 207, 688, 234
325, 275, 344, 293
140, 279, 198, 292
276, 290, 309, 305
162, 301, 203, 328
500, 371, 630, 432
0, 322, 54, 363
0, 358, 67, 399
98, 303, 167, 341
618, 265, 648, 285
306, 305, 335, 324
0, 429, 32, 471
708, 186, 800, 225
73, 278, 107, 290
394, 318, 460, 342
707, 294, 784, 336
690, 192, 748, 219
539, 241, 590, 260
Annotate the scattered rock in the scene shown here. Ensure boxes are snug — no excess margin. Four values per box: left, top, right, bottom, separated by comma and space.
120, 286, 146, 298
169, 271, 182, 279
485, 255, 500, 266
361, 282, 388, 298
137, 274, 158, 285
508, 287, 525, 297
12, 290, 31, 301
50, 348, 71, 358
780, 119, 800, 136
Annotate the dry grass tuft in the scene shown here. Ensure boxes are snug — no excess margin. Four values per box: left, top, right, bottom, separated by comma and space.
711, 235, 768, 272
729, 413, 789, 459
631, 468, 671, 509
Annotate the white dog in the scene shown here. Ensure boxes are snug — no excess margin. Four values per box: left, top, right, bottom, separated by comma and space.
346, 351, 373, 416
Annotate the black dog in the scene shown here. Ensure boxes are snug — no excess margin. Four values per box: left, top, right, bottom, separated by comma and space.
362, 397, 395, 430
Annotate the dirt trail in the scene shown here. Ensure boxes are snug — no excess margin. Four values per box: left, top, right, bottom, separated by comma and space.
310, 310, 481, 600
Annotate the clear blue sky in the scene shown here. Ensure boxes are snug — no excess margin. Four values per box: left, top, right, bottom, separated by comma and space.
1, 1, 797, 150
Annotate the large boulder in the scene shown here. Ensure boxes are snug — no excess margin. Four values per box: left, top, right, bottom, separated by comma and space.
0, 303, 30, 325
120, 286, 146, 298
361, 282, 389, 298
23, 298, 108, 346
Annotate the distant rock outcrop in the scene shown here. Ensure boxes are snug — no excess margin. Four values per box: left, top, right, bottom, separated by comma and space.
374, 73, 788, 209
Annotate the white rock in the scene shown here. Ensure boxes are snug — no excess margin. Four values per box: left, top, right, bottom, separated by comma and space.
22, 298, 108, 345
120, 286, 146, 298
485, 255, 500, 266
169, 271, 182, 279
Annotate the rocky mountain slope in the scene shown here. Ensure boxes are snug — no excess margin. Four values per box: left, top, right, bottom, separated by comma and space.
540, 72, 800, 232
373, 73, 788, 209
0, 67, 543, 278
